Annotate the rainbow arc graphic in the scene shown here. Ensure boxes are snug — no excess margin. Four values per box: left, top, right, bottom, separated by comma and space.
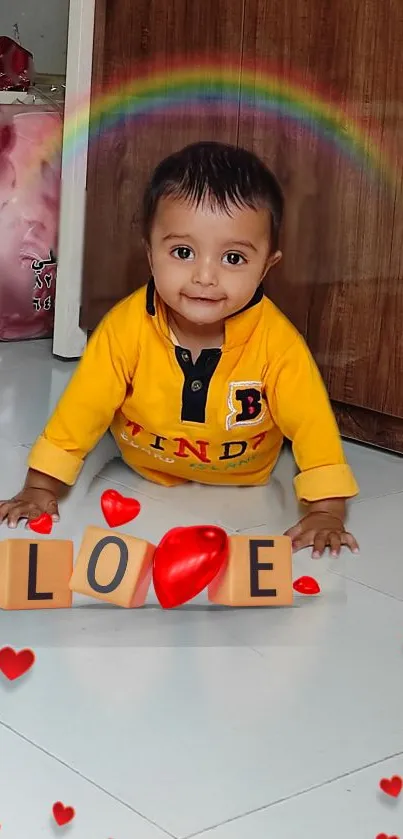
40, 60, 397, 189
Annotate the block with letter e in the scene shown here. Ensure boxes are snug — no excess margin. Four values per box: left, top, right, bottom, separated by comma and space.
0, 539, 73, 610
208, 535, 293, 606
69, 526, 155, 607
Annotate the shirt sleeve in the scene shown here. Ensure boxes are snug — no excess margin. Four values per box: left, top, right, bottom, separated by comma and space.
28, 311, 133, 485
266, 334, 359, 502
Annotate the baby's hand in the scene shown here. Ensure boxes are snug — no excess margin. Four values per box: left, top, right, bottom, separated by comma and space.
285, 511, 359, 558
0, 487, 59, 529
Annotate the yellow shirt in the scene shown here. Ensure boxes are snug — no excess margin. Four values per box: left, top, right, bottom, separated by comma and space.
28, 281, 359, 501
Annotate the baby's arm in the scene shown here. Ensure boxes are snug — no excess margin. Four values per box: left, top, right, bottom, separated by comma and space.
267, 334, 359, 556
284, 497, 359, 557
0, 309, 132, 527
0, 470, 66, 528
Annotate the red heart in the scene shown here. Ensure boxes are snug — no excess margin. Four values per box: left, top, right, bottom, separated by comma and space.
379, 775, 402, 797
153, 525, 229, 608
376, 834, 400, 839
101, 489, 141, 527
293, 575, 321, 595
28, 512, 53, 534
52, 802, 75, 826
0, 646, 35, 680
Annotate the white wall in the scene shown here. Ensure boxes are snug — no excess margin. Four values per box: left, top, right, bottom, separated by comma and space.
52, 0, 95, 358
0, 0, 70, 76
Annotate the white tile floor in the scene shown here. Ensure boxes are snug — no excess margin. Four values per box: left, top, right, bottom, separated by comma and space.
0, 338, 403, 839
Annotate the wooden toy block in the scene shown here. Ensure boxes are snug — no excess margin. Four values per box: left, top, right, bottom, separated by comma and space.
208, 535, 293, 606
0, 539, 73, 610
69, 526, 155, 607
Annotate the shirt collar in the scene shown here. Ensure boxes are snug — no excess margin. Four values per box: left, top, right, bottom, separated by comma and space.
145, 277, 264, 349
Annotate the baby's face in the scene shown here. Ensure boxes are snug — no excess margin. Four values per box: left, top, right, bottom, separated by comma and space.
148, 196, 282, 326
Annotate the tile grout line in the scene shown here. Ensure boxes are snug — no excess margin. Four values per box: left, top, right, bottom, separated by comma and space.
76, 474, 240, 533
16, 444, 403, 507
352, 487, 403, 504
3, 452, 234, 533
93, 472, 163, 502
328, 568, 403, 602
0, 720, 177, 839
80, 472, 238, 528
183, 748, 403, 838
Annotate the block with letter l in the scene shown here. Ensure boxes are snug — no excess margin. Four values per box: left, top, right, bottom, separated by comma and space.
0, 539, 73, 610
208, 535, 293, 606
69, 526, 155, 607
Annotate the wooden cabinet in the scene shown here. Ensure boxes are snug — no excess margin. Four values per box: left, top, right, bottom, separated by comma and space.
238, 0, 403, 449
81, 0, 244, 327
81, 0, 403, 452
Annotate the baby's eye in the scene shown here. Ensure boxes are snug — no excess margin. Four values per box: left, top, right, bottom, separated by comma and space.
172, 246, 194, 261
223, 252, 246, 266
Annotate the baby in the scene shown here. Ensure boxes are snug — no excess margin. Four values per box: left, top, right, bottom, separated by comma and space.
0, 141, 359, 557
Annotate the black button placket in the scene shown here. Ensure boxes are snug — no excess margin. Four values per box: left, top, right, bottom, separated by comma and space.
175, 346, 222, 423
145, 277, 265, 425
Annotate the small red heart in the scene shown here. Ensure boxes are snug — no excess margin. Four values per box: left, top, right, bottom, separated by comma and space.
28, 512, 53, 534
153, 525, 229, 608
379, 775, 402, 798
293, 575, 321, 595
0, 646, 35, 681
376, 834, 400, 839
52, 802, 75, 826
101, 489, 141, 527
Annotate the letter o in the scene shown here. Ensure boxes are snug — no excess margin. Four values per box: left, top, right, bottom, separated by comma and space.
87, 536, 129, 593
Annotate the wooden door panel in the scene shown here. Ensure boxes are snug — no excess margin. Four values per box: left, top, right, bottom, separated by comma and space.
81, 0, 245, 329
238, 0, 403, 417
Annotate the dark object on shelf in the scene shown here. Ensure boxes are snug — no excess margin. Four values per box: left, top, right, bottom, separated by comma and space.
0, 36, 34, 91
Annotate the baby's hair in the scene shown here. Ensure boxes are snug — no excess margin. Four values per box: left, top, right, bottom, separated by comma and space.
142, 141, 284, 252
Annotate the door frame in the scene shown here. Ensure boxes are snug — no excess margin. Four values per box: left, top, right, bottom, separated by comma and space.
52, 0, 96, 358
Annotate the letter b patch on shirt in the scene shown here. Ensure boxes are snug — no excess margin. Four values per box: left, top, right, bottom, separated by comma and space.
225, 381, 267, 430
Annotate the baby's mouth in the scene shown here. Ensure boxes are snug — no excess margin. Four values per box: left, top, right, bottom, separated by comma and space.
182, 294, 225, 303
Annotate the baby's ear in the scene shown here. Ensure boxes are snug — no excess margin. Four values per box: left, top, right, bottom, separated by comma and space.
266, 249, 282, 273
271, 249, 282, 266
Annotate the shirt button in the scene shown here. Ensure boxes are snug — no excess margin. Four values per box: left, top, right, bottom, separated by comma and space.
191, 379, 203, 392
181, 350, 190, 362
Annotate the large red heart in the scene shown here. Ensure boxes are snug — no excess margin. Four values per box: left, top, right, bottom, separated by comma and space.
101, 489, 141, 527
293, 575, 321, 595
0, 646, 35, 680
379, 775, 402, 797
28, 512, 53, 534
153, 525, 229, 608
52, 801, 76, 826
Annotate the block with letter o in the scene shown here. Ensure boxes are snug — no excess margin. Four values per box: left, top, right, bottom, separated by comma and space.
69, 526, 155, 607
